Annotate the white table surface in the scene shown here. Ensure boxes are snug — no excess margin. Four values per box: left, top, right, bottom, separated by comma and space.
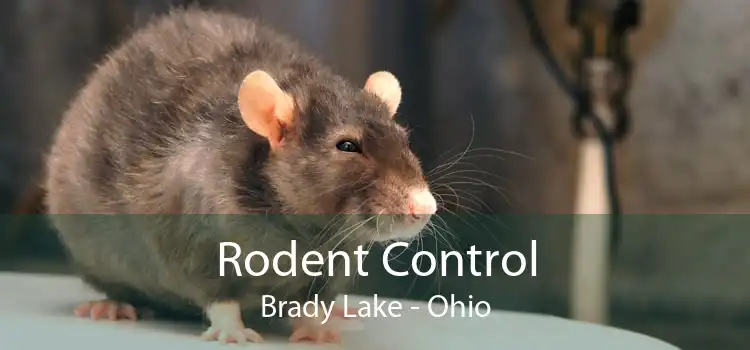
0, 272, 680, 350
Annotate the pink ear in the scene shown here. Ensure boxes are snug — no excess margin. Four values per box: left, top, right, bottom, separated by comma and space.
237, 70, 295, 149
364, 71, 402, 118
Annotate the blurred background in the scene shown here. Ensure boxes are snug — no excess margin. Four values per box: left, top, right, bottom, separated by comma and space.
1, 1, 749, 349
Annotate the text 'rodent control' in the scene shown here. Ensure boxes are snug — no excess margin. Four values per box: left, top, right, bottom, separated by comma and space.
219, 240, 537, 278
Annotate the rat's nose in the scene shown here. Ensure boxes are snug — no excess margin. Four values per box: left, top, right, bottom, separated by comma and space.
408, 188, 437, 220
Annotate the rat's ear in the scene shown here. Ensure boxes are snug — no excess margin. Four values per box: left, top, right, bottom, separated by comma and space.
364, 71, 401, 118
237, 70, 295, 149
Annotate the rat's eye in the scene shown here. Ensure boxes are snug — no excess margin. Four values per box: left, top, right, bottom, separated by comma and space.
336, 140, 362, 153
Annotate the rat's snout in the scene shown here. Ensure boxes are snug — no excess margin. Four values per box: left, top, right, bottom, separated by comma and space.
364, 185, 436, 242
407, 188, 437, 221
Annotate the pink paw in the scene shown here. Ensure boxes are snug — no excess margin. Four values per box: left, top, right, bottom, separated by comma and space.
201, 325, 264, 344
289, 316, 342, 344
331, 306, 359, 320
73, 300, 138, 321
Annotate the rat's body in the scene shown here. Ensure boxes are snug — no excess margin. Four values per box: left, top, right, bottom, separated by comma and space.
44, 8, 437, 344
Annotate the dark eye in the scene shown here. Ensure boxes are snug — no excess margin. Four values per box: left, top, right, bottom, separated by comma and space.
336, 140, 361, 153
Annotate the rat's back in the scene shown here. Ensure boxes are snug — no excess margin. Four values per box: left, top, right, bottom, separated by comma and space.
45, 8, 315, 215
42, 9, 322, 309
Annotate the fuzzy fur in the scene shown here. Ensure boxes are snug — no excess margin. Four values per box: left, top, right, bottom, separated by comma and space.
43, 8, 430, 329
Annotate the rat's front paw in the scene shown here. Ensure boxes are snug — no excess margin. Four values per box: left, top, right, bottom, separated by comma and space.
289, 316, 342, 344
201, 325, 264, 344
202, 301, 263, 344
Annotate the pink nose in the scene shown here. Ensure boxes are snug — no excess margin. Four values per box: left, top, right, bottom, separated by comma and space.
408, 188, 438, 218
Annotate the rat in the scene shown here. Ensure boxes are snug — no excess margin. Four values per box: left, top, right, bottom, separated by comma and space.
43, 7, 437, 345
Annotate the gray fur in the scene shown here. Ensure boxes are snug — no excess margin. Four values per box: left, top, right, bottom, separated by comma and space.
43, 8, 430, 328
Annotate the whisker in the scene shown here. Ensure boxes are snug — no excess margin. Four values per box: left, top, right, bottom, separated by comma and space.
314, 215, 377, 295
431, 168, 512, 186
426, 113, 476, 178
436, 178, 513, 207
427, 147, 533, 179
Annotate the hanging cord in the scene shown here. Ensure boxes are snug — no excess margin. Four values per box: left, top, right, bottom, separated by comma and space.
516, 0, 581, 98
516, 0, 641, 255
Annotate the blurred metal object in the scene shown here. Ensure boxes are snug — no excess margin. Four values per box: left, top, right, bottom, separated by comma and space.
569, 0, 626, 26
569, 63, 615, 325
569, 0, 640, 140
568, 0, 640, 324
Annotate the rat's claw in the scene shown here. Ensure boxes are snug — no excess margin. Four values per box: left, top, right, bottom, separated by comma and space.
74, 300, 138, 321
201, 326, 264, 344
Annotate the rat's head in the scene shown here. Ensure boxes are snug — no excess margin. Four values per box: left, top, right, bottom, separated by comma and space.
237, 70, 437, 243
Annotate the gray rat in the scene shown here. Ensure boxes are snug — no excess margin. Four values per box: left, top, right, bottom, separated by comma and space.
43, 7, 437, 345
